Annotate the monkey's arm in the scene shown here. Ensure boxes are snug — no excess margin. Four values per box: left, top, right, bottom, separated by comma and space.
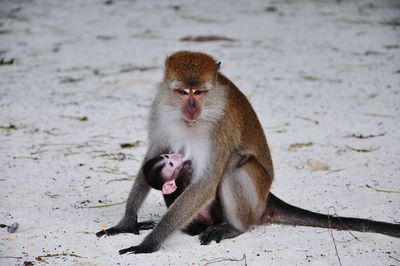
96, 168, 154, 237
119, 153, 229, 254
119, 180, 216, 254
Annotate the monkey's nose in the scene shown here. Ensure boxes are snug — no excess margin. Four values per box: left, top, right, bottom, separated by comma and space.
187, 98, 196, 114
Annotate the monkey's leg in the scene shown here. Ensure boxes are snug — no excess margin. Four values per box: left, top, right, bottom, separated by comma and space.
182, 221, 209, 236
199, 223, 241, 245
183, 199, 223, 236
199, 157, 271, 245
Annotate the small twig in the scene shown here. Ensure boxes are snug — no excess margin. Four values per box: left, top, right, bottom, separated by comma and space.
106, 177, 134, 184
94, 152, 126, 161
119, 66, 157, 73
45, 191, 61, 199
295, 116, 319, 125
389, 255, 400, 263
201, 254, 247, 266
76, 231, 93, 235
325, 169, 345, 175
86, 200, 127, 208
36, 252, 84, 262
345, 132, 386, 139
59, 115, 88, 122
364, 113, 396, 118
91, 168, 136, 183
92, 169, 121, 175
91, 167, 127, 176
327, 208, 343, 266
13, 156, 39, 160
365, 185, 400, 194
266, 122, 290, 129
345, 145, 379, 153
0, 256, 23, 259
38, 142, 90, 148
327, 206, 360, 242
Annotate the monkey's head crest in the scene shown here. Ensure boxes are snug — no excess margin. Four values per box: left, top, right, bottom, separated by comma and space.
165, 51, 220, 85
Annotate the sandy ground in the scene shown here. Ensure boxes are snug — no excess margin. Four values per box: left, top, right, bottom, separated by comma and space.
1, 0, 400, 265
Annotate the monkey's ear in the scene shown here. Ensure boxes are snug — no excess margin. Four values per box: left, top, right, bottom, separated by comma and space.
216, 61, 221, 70
165, 56, 171, 67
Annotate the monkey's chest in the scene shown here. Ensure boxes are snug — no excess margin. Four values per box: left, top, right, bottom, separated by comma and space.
166, 129, 211, 181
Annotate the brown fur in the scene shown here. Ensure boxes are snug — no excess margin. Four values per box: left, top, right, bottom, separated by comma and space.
217, 72, 273, 198
165, 51, 219, 85
99, 51, 276, 253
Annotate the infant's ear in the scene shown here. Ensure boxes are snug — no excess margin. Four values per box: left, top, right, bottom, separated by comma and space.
162, 180, 177, 195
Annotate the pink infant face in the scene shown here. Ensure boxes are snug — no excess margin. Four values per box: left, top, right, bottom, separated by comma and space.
160, 154, 184, 194
160, 154, 184, 179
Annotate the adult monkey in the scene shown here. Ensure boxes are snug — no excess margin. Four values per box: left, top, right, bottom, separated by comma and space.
97, 51, 399, 254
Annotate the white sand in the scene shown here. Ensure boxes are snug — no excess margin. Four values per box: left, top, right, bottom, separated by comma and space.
1, 0, 399, 265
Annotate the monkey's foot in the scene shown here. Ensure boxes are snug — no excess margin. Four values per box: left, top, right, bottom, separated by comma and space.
182, 222, 208, 236
96, 221, 155, 237
199, 223, 242, 245
119, 244, 158, 255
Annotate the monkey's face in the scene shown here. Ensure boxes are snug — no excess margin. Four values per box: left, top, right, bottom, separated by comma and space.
172, 84, 211, 126
164, 51, 219, 126
160, 154, 184, 180
158, 154, 184, 194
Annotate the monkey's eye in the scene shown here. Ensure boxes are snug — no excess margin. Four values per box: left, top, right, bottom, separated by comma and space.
193, 90, 202, 95
169, 162, 173, 167
165, 155, 169, 158
176, 90, 188, 95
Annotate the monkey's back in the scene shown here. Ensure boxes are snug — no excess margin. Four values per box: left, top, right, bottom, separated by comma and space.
217, 73, 274, 180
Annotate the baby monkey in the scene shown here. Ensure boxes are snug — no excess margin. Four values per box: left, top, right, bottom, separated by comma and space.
143, 154, 193, 207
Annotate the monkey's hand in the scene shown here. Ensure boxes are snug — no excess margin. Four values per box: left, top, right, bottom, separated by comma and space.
96, 220, 155, 237
119, 242, 159, 255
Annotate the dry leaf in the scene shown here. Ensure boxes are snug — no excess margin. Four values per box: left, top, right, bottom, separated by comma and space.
288, 142, 313, 151
180, 35, 234, 42
345, 145, 379, 153
120, 141, 140, 149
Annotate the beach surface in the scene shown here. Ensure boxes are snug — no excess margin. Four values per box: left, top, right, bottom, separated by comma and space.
1, 0, 399, 265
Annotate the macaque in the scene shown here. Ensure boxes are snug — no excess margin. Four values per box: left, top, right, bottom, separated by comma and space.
96, 51, 400, 254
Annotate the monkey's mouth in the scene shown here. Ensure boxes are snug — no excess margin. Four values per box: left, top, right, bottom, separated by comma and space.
183, 110, 200, 126
184, 119, 197, 126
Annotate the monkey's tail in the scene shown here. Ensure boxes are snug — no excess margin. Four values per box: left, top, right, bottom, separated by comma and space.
263, 193, 400, 238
